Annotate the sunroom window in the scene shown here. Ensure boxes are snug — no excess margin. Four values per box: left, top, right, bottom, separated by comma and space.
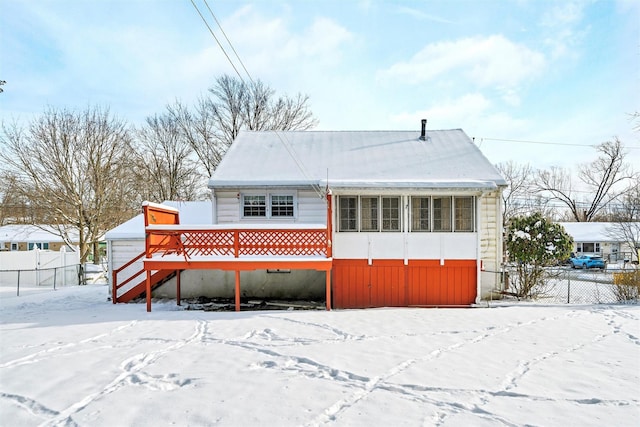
360, 197, 379, 231
339, 196, 357, 231
454, 196, 474, 232
382, 197, 401, 231
432, 197, 452, 232
411, 196, 430, 231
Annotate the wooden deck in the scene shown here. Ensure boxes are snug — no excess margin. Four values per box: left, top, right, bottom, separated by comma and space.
116, 200, 334, 312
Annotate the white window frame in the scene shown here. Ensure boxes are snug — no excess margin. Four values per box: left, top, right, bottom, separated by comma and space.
453, 196, 475, 232
337, 195, 402, 232
241, 192, 297, 219
270, 194, 295, 218
410, 196, 430, 232
28, 242, 49, 250
242, 194, 267, 218
338, 195, 358, 232
381, 196, 401, 232
432, 196, 452, 232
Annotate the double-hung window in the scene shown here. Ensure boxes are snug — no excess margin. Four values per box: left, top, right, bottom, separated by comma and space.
243, 195, 266, 217
243, 194, 295, 218
271, 195, 294, 217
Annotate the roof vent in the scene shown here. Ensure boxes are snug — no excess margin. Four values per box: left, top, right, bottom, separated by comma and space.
420, 119, 427, 141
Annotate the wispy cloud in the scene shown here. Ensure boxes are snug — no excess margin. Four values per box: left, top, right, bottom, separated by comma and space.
377, 35, 546, 98
395, 6, 453, 24
389, 93, 529, 136
539, 1, 589, 59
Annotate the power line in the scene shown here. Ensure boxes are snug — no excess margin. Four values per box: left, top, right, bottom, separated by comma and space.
188, 0, 324, 198
202, 0, 253, 84
189, 0, 243, 82
478, 137, 640, 149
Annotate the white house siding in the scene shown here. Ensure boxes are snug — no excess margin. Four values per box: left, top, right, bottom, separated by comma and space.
108, 239, 145, 296
296, 189, 327, 224
214, 188, 327, 225
478, 190, 503, 298
214, 190, 241, 223
334, 232, 477, 261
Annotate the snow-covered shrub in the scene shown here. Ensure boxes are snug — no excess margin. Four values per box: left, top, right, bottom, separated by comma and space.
506, 213, 573, 299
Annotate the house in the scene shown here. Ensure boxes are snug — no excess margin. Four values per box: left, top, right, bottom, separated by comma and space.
109, 122, 507, 311
559, 222, 640, 263
0, 224, 78, 252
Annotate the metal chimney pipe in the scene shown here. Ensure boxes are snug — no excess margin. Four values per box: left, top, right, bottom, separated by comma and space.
420, 119, 427, 140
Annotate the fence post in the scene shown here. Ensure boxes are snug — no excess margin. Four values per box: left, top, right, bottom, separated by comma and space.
567, 269, 571, 304
54, 266, 57, 290
17, 270, 20, 296
35, 248, 41, 286
61, 247, 67, 287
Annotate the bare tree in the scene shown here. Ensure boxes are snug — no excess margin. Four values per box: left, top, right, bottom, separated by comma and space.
495, 161, 535, 225
133, 111, 205, 202
170, 75, 318, 176
0, 106, 137, 263
167, 99, 227, 177
606, 178, 640, 263
536, 138, 634, 221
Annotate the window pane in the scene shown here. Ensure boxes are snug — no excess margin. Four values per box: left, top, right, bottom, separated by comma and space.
339, 196, 357, 231
454, 196, 474, 232
271, 195, 294, 217
382, 197, 400, 231
432, 197, 451, 231
411, 197, 430, 231
243, 195, 266, 217
583, 242, 594, 252
361, 197, 378, 231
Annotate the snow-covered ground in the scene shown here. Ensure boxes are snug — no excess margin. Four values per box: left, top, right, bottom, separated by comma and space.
1, 284, 638, 427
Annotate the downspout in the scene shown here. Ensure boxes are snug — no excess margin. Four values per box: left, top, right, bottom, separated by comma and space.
403, 195, 409, 265
497, 187, 505, 290
107, 239, 113, 301
211, 189, 218, 224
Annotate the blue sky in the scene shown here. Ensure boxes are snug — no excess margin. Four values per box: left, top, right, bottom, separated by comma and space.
1, 0, 638, 168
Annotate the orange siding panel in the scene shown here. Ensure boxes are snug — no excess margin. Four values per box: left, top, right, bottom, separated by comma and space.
334, 259, 476, 309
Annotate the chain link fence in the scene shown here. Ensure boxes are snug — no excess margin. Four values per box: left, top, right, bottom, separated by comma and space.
487, 265, 640, 304
0, 264, 84, 297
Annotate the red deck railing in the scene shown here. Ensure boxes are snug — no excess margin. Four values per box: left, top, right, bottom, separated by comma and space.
145, 226, 330, 259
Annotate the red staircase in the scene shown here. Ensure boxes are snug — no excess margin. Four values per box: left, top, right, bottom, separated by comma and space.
112, 251, 179, 303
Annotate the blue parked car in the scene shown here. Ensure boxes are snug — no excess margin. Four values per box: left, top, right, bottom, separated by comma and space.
570, 255, 606, 269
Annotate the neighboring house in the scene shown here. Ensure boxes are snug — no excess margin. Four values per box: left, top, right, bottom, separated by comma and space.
0, 224, 78, 252
559, 222, 640, 263
109, 122, 507, 310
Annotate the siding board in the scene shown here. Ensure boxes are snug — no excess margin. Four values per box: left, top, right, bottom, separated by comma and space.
334, 259, 476, 308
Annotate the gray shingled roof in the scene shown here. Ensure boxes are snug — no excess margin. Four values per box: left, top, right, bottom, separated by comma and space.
209, 129, 507, 190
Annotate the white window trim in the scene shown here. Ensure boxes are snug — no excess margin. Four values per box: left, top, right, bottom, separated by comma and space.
453, 196, 476, 232
241, 192, 297, 220
337, 195, 402, 232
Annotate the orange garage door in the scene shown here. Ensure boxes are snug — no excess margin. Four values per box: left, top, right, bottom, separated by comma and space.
333, 259, 477, 308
